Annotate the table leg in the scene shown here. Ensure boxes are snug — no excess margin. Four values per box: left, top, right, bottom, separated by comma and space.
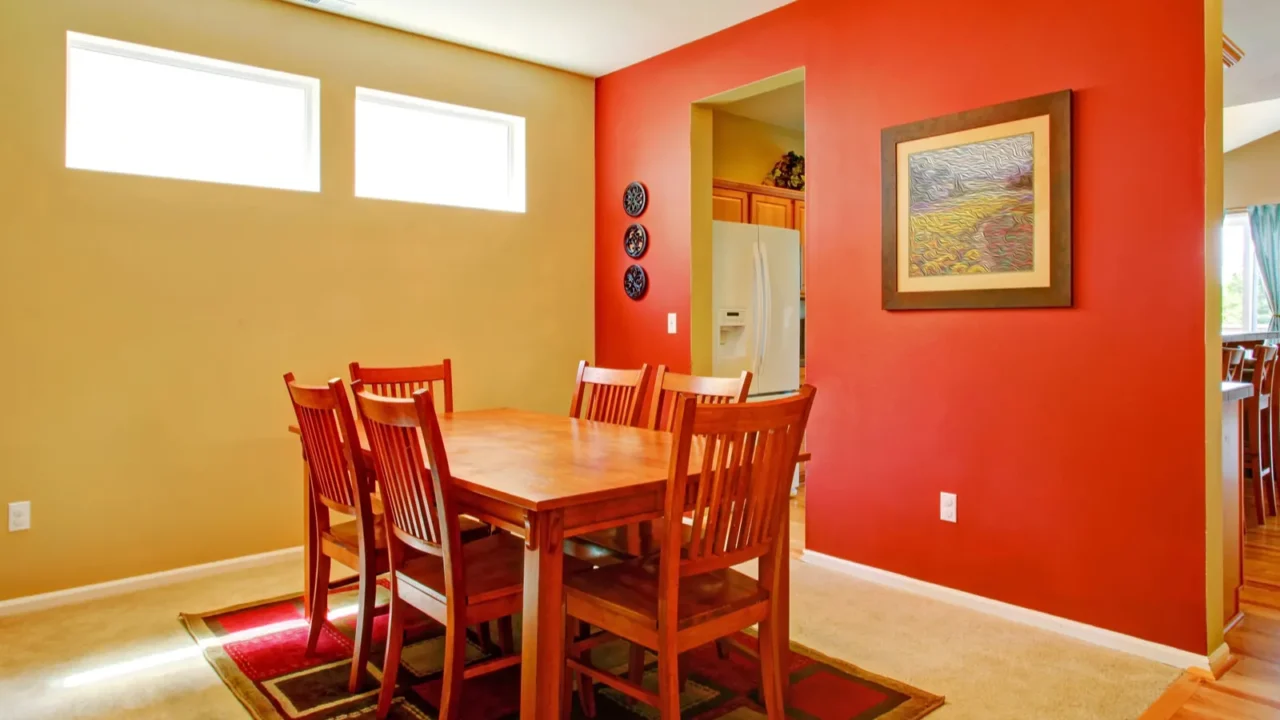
521, 508, 565, 720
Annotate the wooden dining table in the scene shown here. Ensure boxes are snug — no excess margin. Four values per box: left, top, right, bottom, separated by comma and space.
290, 407, 792, 720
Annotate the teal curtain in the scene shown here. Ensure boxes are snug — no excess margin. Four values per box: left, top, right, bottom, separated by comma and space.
1250, 205, 1280, 331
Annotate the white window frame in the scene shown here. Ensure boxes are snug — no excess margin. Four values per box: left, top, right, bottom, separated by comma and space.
354, 87, 526, 213
65, 31, 321, 191
1224, 211, 1272, 332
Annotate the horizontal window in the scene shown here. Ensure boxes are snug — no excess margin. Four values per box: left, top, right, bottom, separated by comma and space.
66, 32, 320, 191
355, 88, 526, 213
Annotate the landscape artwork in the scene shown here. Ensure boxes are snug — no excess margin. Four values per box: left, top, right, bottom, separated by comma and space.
881, 89, 1071, 310
906, 134, 1034, 278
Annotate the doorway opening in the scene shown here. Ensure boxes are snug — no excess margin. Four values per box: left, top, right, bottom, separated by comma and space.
689, 69, 807, 552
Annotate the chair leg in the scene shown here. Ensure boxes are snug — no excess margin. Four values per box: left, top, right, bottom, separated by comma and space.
563, 619, 576, 720
376, 596, 406, 720
627, 643, 646, 686
656, 638, 682, 720
348, 554, 377, 693
1248, 411, 1268, 525
477, 622, 496, 654
715, 638, 730, 660
1265, 412, 1278, 516
498, 616, 515, 656
305, 554, 331, 656
438, 620, 468, 720
575, 620, 596, 718
757, 619, 786, 720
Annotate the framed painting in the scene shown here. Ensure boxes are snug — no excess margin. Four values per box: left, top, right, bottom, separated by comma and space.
881, 90, 1072, 310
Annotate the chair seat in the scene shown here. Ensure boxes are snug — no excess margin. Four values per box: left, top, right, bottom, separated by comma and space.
399, 532, 591, 605
326, 513, 490, 554
565, 556, 767, 631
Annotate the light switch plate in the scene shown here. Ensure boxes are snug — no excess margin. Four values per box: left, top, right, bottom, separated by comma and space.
667, 313, 678, 334
9, 501, 30, 532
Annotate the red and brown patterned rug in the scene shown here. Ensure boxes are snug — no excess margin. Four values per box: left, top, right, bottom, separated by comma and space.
181, 582, 943, 720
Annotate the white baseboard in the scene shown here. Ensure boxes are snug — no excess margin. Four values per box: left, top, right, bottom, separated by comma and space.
800, 549, 1211, 671
0, 546, 302, 618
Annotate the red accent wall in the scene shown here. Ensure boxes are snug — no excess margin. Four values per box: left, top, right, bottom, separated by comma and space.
596, 0, 1208, 652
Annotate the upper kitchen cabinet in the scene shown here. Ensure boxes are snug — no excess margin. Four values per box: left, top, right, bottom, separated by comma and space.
712, 187, 749, 223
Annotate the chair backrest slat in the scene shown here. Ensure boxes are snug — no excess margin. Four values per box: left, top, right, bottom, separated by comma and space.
353, 382, 463, 562
647, 366, 752, 431
569, 360, 651, 427
659, 386, 815, 588
285, 374, 368, 515
351, 360, 454, 412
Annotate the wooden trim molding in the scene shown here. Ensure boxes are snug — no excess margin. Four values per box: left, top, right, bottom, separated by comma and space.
801, 549, 1214, 670
713, 178, 805, 201
1224, 34, 1245, 68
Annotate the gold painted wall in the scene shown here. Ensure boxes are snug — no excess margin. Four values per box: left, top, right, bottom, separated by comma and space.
1205, 0, 1225, 654
711, 111, 804, 185
1226, 131, 1280, 208
0, 0, 595, 600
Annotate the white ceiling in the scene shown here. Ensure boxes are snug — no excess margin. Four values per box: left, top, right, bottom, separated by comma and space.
716, 82, 805, 132
1224, 0, 1280, 151
282, 0, 796, 77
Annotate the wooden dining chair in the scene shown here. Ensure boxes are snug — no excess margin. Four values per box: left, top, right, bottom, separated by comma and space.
350, 359, 454, 411
1224, 346, 1246, 382
573, 367, 754, 559
284, 373, 385, 694
568, 360, 652, 427
1245, 345, 1279, 525
563, 386, 816, 719
646, 366, 753, 432
354, 387, 590, 720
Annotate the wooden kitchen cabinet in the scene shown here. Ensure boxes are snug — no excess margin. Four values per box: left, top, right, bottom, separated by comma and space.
712, 187, 749, 223
750, 193, 793, 228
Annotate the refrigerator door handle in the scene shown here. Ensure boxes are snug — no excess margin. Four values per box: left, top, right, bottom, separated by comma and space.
752, 240, 765, 376
758, 240, 772, 377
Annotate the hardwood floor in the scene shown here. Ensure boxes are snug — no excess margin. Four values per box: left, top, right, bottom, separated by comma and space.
1142, 515, 1280, 718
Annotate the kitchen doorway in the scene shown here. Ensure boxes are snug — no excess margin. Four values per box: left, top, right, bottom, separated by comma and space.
689, 69, 808, 550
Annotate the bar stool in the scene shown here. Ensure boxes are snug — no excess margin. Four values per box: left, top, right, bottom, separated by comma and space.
1224, 346, 1246, 381
1244, 344, 1279, 525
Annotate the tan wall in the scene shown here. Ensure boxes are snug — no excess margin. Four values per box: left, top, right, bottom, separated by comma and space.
1226, 130, 1280, 208
0, 0, 595, 600
711, 111, 804, 185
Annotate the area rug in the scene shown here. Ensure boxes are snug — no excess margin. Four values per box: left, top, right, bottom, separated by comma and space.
181, 583, 943, 719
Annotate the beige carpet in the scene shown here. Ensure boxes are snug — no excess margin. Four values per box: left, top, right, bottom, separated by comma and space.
0, 550, 1177, 720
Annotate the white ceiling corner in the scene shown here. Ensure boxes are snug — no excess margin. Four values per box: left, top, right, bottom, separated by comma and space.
281, 0, 797, 77
1223, 1, 1280, 150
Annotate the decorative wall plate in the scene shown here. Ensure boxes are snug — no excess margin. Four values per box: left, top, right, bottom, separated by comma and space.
623, 181, 648, 217
624, 223, 648, 259
623, 264, 648, 300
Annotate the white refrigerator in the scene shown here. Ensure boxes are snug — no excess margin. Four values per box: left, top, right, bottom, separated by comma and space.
711, 221, 801, 398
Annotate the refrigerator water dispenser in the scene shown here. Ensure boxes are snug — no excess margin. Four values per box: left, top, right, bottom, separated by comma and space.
716, 308, 748, 358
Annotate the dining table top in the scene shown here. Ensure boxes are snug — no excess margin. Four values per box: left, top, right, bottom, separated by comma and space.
291, 406, 812, 513
293, 408, 688, 512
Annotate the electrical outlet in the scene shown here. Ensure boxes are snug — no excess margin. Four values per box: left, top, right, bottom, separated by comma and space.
667, 313, 678, 334
939, 492, 956, 523
9, 501, 30, 532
